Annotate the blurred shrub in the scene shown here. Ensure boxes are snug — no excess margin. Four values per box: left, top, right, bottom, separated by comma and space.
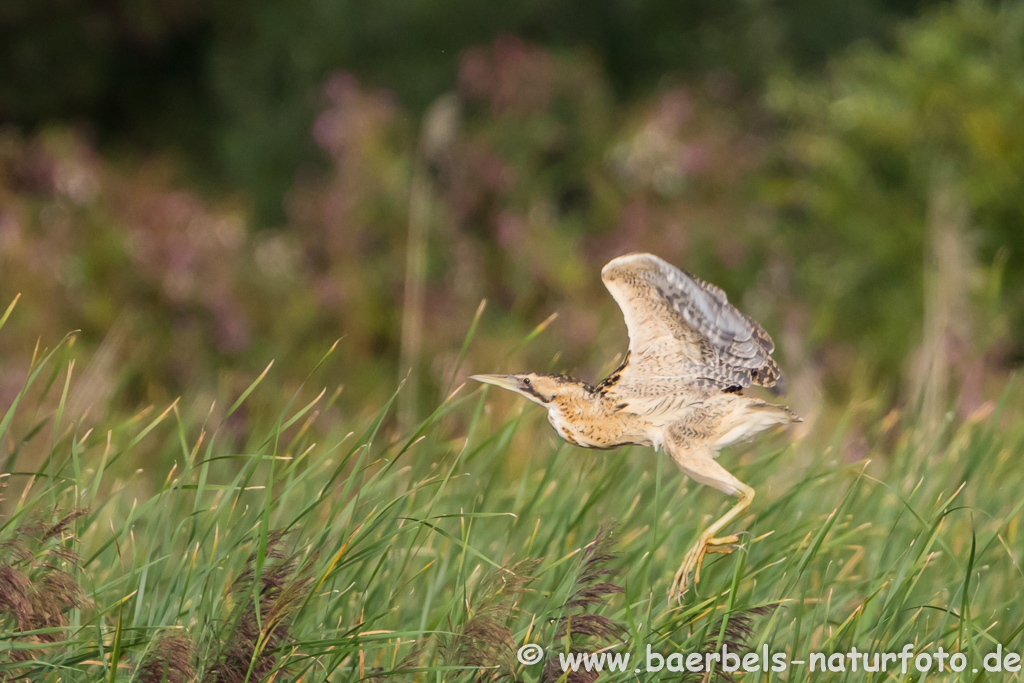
0, 127, 252, 410
766, 0, 1023, 402
0, 0, 940, 225
286, 38, 774, 414
0, 37, 774, 434
208, 0, 941, 224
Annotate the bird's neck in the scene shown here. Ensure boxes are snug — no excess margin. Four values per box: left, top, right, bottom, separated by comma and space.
547, 381, 613, 421
545, 381, 633, 449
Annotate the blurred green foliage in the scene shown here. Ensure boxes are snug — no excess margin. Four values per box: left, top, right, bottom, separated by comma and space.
0, 38, 781, 431
2, 0, 935, 224
0, 0, 1021, 441
767, 0, 1024, 397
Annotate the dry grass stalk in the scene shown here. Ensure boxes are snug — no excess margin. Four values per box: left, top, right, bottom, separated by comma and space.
0, 508, 87, 677
540, 525, 626, 683
137, 631, 198, 683
439, 559, 537, 681
205, 531, 315, 683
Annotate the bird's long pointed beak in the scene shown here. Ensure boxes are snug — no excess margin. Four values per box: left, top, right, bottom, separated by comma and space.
470, 374, 520, 391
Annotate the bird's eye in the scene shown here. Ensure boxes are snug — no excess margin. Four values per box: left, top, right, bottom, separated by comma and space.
523, 378, 531, 386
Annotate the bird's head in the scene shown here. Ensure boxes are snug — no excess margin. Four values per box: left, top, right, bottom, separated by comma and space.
470, 372, 577, 406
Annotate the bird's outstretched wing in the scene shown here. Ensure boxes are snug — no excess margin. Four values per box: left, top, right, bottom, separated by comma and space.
600, 253, 781, 392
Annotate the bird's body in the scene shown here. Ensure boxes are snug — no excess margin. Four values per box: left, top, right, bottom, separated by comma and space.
473, 253, 800, 598
530, 373, 794, 454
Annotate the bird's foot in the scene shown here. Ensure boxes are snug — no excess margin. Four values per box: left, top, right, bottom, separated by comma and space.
668, 533, 744, 602
706, 534, 741, 553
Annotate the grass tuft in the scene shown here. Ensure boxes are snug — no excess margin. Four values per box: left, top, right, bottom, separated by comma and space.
137, 631, 196, 683
541, 526, 626, 683
0, 321, 1022, 681
439, 559, 536, 680
206, 531, 315, 683
0, 508, 86, 673
686, 605, 778, 683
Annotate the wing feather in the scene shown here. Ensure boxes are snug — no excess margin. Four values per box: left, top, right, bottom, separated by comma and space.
600, 253, 781, 391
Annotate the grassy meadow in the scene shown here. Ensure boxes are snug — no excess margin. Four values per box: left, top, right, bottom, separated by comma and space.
5, 1, 1024, 681
2, 295, 1024, 682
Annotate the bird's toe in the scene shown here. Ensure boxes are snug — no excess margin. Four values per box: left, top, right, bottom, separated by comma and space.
707, 533, 741, 546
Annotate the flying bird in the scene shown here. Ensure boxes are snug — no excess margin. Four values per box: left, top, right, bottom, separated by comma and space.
472, 253, 800, 599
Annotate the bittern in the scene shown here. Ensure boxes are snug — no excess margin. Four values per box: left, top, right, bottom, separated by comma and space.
473, 253, 799, 599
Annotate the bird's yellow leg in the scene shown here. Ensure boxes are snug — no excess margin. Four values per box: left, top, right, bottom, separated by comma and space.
669, 483, 755, 601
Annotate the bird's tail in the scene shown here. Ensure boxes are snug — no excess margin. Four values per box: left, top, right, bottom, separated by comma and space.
749, 400, 802, 424
711, 399, 801, 450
